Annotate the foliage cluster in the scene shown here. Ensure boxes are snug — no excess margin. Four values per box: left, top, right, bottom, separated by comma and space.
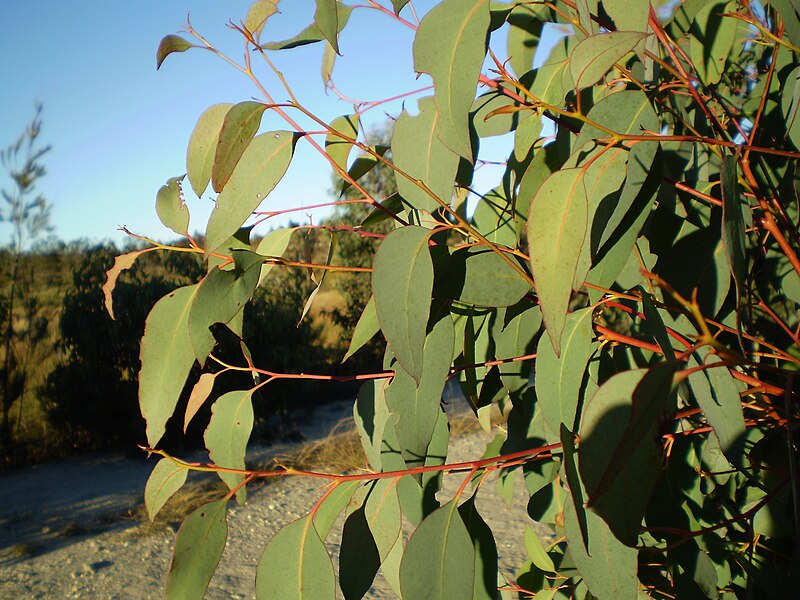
113, 1, 800, 599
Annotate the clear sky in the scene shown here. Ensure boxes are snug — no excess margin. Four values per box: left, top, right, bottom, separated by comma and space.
0, 1, 548, 247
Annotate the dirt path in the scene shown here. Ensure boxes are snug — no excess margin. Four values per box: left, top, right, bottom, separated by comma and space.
0, 401, 539, 599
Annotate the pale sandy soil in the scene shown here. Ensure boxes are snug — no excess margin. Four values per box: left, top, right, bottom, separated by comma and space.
0, 400, 541, 599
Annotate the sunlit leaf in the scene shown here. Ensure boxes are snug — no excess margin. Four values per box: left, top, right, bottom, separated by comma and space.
689, 1, 737, 85
156, 34, 193, 70
186, 103, 232, 198
392, 96, 460, 213
184, 372, 217, 432
413, 0, 491, 158
204, 390, 254, 504
342, 295, 379, 362
399, 498, 475, 599
155, 175, 190, 237
261, 5, 353, 50
140, 285, 199, 448
570, 31, 647, 90
255, 226, 296, 286
603, 0, 649, 32
528, 168, 588, 356
165, 500, 228, 600
372, 226, 433, 382
245, 0, 279, 37
211, 102, 268, 194
325, 114, 359, 172
205, 131, 296, 255
103, 248, 151, 320
436, 247, 531, 307
313, 480, 360, 540
144, 458, 188, 522
256, 515, 335, 599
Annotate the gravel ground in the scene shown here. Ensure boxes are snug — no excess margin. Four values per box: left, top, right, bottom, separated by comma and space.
0, 400, 540, 599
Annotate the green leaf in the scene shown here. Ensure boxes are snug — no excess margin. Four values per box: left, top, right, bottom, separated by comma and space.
354, 379, 405, 473
343, 295, 379, 362
437, 247, 531, 307
325, 114, 359, 172
186, 103, 233, 198
524, 525, 555, 573
204, 390, 254, 504
563, 491, 639, 600
360, 192, 404, 226
602, 0, 649, 32
689, 2, 738, 85
184, 372, 217, 432
245, 0, 280, 37
470, 89, 518, 138
493, 304, 541, 394
392, 96, 460, 213
392, 0, 410, 14
506, 5, 547, 77
641, 291, 676, 360
472, 186, 517, 248
339, 145, 389, 195
720, 155, 747, 302
458, 495, 499, 600
144, 458, 188, 522
364, 478, 402, 560
261, 5, 353, 50
528, 168, 589, 356
569, 31, 647, 90
399, 498, 476, 600
580, 364, 675, 544
156, 35, 193, 70
165, 500, 228, 600
372, 226, 434, 382
255, 227, 296, 285
314, 0, 340, 54
385, 315, 453, 465
255, 515, 335, 600
688, 351, 746, 464
156, 176, 190, 236
413, 0, 491, 159
205, 131, 296, 255
535, 307, 595, 434
211, 101, 268, 194
313, 480, 360, 540
140, 285, 199, 448
188, 251, 263, 363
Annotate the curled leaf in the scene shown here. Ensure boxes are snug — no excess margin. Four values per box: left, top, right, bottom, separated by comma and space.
156, 34, 194, 70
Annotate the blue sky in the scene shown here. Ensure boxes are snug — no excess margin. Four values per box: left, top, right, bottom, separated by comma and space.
0, 1, 549, 247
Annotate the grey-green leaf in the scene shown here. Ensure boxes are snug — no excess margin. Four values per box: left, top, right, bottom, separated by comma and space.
186, 103, 233, 198
570, 31, 647, 90
314, 0, 340, 54
144, 458, 188, 522
399, 498, 476, 600
261, 5, 353, 50
245, 0, 280, 37
140, 285, 199, 448
156, 175, 190, 236
211, 101, 268, 194
413, 0, 490, 158
204, 390, 254, 504
256, 515, 336, 600
528, 168, 588, 356
437, 247, 531, 307
156, 35, 193, 70
205, 131, 296, 255
372, 226, 433, 382
165, 500, 228, 600
343, 295, 379, 362
325, 114, 359, 172
392, 96, 460, 213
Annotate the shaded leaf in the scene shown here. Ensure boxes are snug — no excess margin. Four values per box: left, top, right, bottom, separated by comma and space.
720, 155, 746, 302
436, 247, 531, 307
339, 144, 389, 195
689, 2, 737, 85
524, 525, 555, 573
372, 226, 433, 382
603, 0, 650, 32
413, 0, 490, 158
165, 500, 228, 600
528, 168, 589, 356
186, 103, 233, 198
211, 102, 268, 194
340, 504, 381, 599
313, 480, 360, 540
399, 498, 475, 600
570, 31, 647, 90
156, 175, 190, 236
204, 390, 254, 504
140, 285, 199, 447
255, 515, 335, 599
255, 227, 296, 285
205, 131, 296, 255
360, 192, 404, 226
144, 458, 188, 522
458, 495, 499, 600
156, 34, 193, 70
